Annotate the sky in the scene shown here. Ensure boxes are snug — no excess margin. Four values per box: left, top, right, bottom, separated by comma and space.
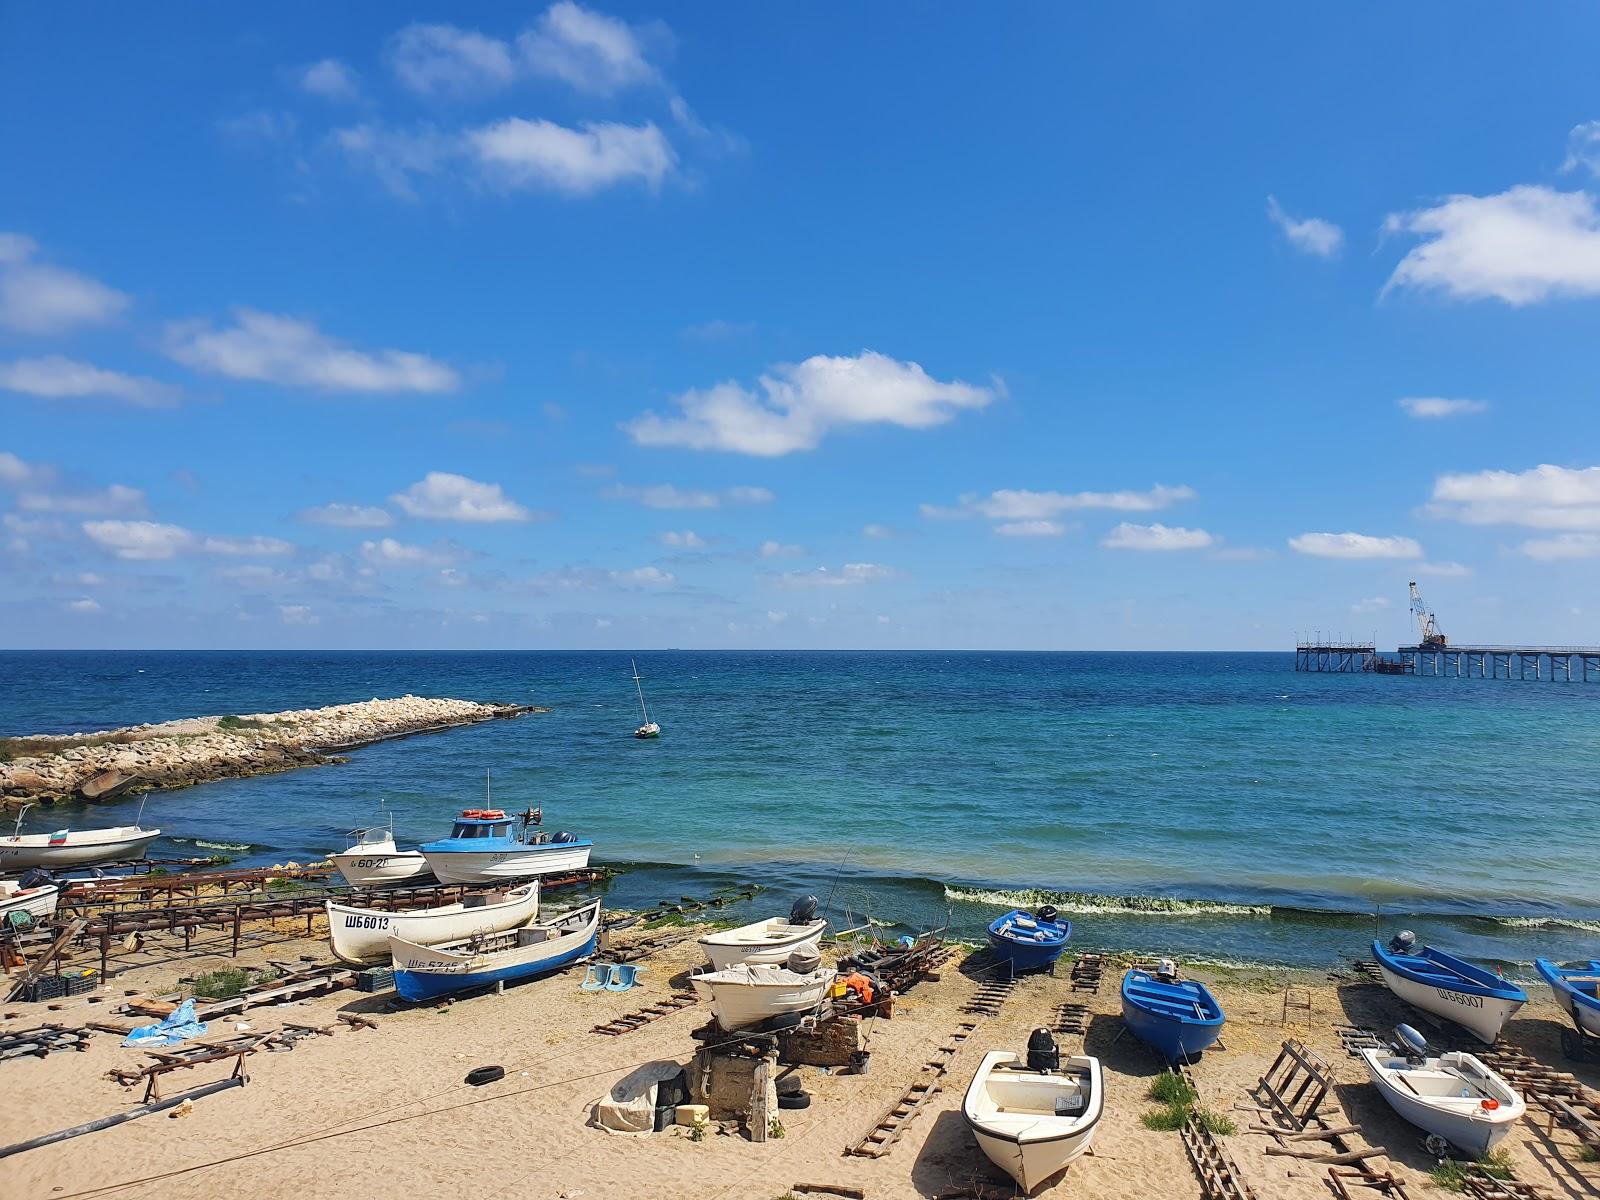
3, 3, 1600, 651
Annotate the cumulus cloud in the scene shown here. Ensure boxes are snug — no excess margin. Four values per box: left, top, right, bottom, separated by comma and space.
1399, 396, 1488, 419
1429, 463, 1600, 530
299, 58, 362, 103
1521, 533, 1600, 561
1288, 532, 1423, 559
1102, 522, 1217, 551
612, 565, 673, 586
391, 472, 536, 522
760, 540, 803, 558
605, 483, 772, 510
83, 520, 195, 561
967, 485, 1194, 520
862, 523, 893, 540
657, 530, 706, 548
519, 1, 659, 95
0, 356, 178, 406
1351, 596, 1391, 614
19, 483, 146, 516
0, 450, 49, 486
767, 562, 896, 589
1384, 186, 1600, 305
1416, 560, 1471, 577
624, 351, 993, 456
468, 118, 674, 194
1266, 196, 1343, 258
300, 503, 394, 528
166, 309, 459, 393
67, 597, 101, 614
1562, 120, 1600, 179
386, 23, 516, 95
279, 604, 319, 625
203, 535, 295, 557
360, 537, 473, 568
0, 233, 129, 334
996, 520, 1066, 537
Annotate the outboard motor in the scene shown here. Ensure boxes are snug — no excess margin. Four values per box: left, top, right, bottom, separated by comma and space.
787, 947, 822, 975
17, 868, 53, 890
1156, 957, 1178, 983
790, 894, 819, 925
1035, 904, 1059, 925
1026, 1027, 1060, 1072
1394, 1024, 1430, 1063
550, 831, 578, 843
1389, 930, 1417, 954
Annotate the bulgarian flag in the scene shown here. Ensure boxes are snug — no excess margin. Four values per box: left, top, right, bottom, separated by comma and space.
48, 830, 69, 846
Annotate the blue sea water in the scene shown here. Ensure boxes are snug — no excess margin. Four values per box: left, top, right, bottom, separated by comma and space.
2, 650, 1597, 971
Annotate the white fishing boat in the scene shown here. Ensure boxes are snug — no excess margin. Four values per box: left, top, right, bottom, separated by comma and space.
389, 898, 602, 1002
418, 807, 592, 885
1372, 933, 1526, 1044
631, 658, 660, 738
964, 1034, 1103, 1196
327, 817, 432, 889
325, 880, 539, 965
1360, 1025, 1526, 1156
697, 896, 827, 971
0, 878, 60, 922
0, 803, 160, 870
689, 957, 835, 1031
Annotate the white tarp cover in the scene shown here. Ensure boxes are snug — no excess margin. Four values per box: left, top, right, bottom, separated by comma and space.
593, 1060, 684, 1135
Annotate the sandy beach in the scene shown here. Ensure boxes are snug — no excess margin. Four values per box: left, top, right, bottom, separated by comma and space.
2, 912, 1596, 1200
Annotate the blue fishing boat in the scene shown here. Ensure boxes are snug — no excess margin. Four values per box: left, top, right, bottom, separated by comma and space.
1535, 958, 1600, 1054
986, 906, 1071, 974
1121, 962, 1226, 1062
388, 899, 601, 1002
1371, 933, 1526, 1044
418, 807, 593, 885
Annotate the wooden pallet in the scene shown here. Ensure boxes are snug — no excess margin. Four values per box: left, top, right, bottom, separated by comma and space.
1054, 1001, 1091, 1036
1474, 1045, 1600, 1149
845, 1019, 978, 1158
1349, 960, 1385, 984
1182, 1109, 1260, 1200
0, 1023, 94, 1062
591, 991, 698, 1036
961, 976, 1017, 1017
1333, 1024, 1388, 1057
1070, 953, 1104, 993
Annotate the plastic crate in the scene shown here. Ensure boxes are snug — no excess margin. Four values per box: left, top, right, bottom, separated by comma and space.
63, 969, 99, 996
27, 976, 69, 1002
357, 967, 395, 993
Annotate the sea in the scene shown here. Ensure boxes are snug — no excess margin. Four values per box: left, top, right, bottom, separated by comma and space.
2, 650, 1597, 974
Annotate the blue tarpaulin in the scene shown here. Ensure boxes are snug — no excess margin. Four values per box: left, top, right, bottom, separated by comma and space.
123, 998, 208, 1048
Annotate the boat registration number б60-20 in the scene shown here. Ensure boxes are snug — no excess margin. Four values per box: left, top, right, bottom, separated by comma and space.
351, 857, 390, 868
1436, 987, 1485, 1008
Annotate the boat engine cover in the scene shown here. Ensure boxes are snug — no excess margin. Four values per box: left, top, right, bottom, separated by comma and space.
790, 894, 819, 924
1026, 1027, 1060, 1072
1394, 1024, 1430, 1061
1035, 904, 1059, 924
1389, 930, 1417, 953
550, 831, 578, 843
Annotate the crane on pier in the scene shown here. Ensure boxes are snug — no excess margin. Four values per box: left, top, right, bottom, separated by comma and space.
1408, 581, 1447, 648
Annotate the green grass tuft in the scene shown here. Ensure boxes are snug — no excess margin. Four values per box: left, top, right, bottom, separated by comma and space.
1431, 1150, 1514, 1193
1148, 1072, 1198, 1106
1141, 1106, 1189, 1131
1193, 1106, 1237, 1136
191, 967, 252, 999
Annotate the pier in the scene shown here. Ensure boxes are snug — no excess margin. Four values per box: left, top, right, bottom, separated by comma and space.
1396, 644, 1600, 681
1294, 641, 1389, 673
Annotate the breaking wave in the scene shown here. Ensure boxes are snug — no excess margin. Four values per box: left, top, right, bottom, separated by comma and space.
1481, 915, 1600, 936
943, 884, 1271, 918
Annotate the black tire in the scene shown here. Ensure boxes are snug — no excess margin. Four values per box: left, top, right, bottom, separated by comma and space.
1561, 1028, 1580, 1062
777, 1092, 811, 1110
466, 1065, 506, 1086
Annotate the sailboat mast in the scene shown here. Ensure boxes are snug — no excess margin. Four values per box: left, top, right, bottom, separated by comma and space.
632, 658, 651, 724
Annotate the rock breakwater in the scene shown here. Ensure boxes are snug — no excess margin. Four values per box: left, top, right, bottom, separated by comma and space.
0, 695, 546, 808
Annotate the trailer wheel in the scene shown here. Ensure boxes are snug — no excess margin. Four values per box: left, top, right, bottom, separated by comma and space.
1560, 1028, 1580, 1062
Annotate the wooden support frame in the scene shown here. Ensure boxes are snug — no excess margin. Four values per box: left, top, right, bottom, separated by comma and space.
1255, 1038, 1335, 1131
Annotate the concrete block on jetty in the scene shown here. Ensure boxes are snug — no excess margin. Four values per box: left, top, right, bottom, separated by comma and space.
0, 695, 546, 808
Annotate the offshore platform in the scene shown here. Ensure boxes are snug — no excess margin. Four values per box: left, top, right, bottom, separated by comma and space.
1295, 582, 1600, 682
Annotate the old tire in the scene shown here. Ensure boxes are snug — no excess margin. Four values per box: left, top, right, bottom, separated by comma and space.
777, 1092, 811, 1110
466, 1065, 506, 1086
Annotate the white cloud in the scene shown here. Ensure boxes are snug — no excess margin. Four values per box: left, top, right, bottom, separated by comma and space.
67, 597, 101, 614
766, 610, 788, 623
467, 118, 675, 195
1102, 522, 1216, 551
624, 351, 993, 456
83, 520, 195, 561
1430, 464, 1600, 530
0, 234, 129, 334
279, 604, 319, 625
1266, 196, 1343, 258
1351, 596, 1391, 614
768, 562, 896, 589
1288, 532, 1423, 559
519, 1, 658, 95
1417, 560, 1471, 577
218, 564, 290, 586
1521, 533, 1600, 561
331, 123, 454, 201
300, 503, 394, 529
19, 483, 146, 516
0, 356, 177, 406
391, 472, 535, 522
1399, 396, 1488, 419
1384, 186, 1600, 305
612, 565, 674, 586
657, 530, 705, 548
299, 58, 362, 103
387, 23, 516, 95
361, 537, 472, 568
918, 502, 969, 521
166, 309, 459, 393
605, 482, 772, 510
1562, 120, 1600, 179
0, 450, 50, 486
996, 520, 1066, 537
204, 535, 295, 557
952, 484, 1195, 522
760, 540, 803, 558
862, 523, 892, 540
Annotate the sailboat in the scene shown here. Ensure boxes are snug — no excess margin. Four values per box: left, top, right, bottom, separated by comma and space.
631, 658, 660, 739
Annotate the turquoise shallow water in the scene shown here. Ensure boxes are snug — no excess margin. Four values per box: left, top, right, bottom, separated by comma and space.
2, 650, 1597, 970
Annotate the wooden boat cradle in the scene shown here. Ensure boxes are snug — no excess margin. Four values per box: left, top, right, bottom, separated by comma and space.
1473, 1044, 1600, 1152
108, 1033, 268, 1103
845, 1018, 980, 1158
1254, 1038, 1336, 1131
1070, 953, 1105, 993
1054, 1000, 1092, 1037
591, 991, 699, 1037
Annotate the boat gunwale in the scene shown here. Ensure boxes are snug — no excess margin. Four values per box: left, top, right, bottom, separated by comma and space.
963, 1051, 1105, 1148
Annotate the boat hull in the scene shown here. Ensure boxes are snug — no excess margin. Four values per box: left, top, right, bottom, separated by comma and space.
698, 918, 827, 971
986, 909, 1071, 974
329, 848, 433, 889
325, 882, 539, 965
964, 1052, 1102, 1196
1121, 970, 1226, 1062
393, 931, 596, 1001
421, 841, 592, 885
1360, 1048, 1524, 1156
1536, 958, 1600, 1038
1375, 960, 1523, 1044
689, 965, 834, 1031
0, 884, 60, 921
389, 900, 601, 1002
0, 828, 160, 869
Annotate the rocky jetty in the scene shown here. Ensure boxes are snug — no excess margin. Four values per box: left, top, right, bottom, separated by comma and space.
0, 695, 546, 808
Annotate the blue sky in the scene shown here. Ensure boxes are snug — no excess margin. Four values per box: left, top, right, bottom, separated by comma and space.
3, 3, 1600, 650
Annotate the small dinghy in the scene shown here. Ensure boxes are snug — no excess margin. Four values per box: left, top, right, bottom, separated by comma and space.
963, 1029, 1102, 1196
1360, 1024, 1525, 1157
328, 816, 432, 889
0, 804, 160, 870
1121, 960, 1226, 1062
1535, 958, 1600, 1049
0, 875, 60, 922
325, 880, 539, 965
987, 905, 1071, 974
689, 949, 834, 1031
389, 898, 601, 1002
1372, 933, 1526, 1044
697, 895, 828, 971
